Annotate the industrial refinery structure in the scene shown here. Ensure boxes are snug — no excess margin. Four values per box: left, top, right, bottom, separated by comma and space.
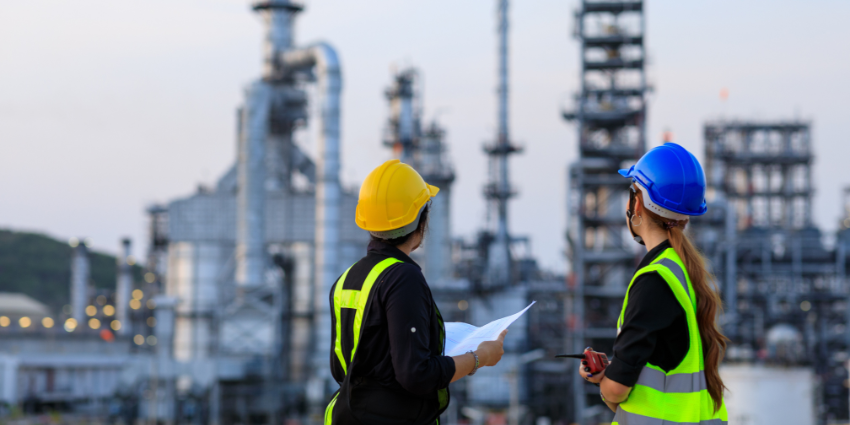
1, 1, 850, 425
563, 0, 647, 422
692, 121, 850, 423
145, 0, 566, 422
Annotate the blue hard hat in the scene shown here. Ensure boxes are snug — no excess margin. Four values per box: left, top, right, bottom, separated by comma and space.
618, 143, 707, 216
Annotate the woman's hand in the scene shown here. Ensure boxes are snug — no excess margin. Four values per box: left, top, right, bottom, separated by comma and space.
577, 367, 621, 412
575, 364, 631, 408
450, 330, 508, 383
475, 329, 507, 367
580, 367, 605, 384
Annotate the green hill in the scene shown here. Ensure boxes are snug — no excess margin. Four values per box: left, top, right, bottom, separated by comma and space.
0, 229, 144, 314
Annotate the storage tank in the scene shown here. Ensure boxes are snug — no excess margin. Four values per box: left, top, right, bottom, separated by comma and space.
720, 364, 815, 425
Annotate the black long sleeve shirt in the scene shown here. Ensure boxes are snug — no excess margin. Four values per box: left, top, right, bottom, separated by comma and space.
329, 240, 455, 422
605, 240, 691, 388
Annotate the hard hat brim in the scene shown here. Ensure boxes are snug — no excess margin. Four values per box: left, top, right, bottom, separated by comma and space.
620, 162, 707, 217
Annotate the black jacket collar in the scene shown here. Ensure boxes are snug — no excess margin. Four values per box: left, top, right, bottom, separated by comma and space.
637, 239, 672, 271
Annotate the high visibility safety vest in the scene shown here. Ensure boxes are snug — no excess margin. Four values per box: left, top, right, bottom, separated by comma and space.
613, 248, 728, 425
324, 257, 449, 425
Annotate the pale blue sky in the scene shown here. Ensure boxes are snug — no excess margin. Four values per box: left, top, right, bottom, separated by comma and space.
1, 0, 848, 272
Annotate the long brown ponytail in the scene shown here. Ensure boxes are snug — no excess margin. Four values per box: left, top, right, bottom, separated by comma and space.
636, 190, 728, 412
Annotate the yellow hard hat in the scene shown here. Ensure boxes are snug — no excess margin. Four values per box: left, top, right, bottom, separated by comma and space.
356, 159, 440, 238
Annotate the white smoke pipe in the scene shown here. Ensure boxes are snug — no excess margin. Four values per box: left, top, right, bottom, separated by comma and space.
281, 43, 342, 383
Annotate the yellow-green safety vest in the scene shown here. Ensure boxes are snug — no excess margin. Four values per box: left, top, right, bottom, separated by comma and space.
324, 257, 449, 425
613, 247, 728, 425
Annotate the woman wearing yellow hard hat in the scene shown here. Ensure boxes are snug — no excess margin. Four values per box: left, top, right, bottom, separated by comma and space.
324, 159, 507, 425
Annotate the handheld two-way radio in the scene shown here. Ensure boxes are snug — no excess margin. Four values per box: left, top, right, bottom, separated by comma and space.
556, 347, 609, 374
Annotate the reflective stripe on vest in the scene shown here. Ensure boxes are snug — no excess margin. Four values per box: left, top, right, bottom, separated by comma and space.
434, 305, 449, 410
614, 410, 727, 425
332, 257, 402, 375
613, 248, 728, 425
324, 393, 339, 425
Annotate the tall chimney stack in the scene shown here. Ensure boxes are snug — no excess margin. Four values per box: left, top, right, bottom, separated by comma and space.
116, 238, 132, 335
70, 238, 90, 324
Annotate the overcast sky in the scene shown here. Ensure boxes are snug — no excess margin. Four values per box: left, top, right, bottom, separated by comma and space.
1, 0, 848, 273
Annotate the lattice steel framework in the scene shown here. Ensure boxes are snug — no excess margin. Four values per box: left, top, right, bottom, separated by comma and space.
564, 1, 647, 422
699, 121, 850, 423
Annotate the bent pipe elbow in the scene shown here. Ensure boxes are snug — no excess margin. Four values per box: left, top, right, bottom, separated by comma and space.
279, 42, 341, 78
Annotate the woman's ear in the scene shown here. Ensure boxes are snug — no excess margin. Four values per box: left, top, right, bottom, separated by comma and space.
633, 193, 644, 216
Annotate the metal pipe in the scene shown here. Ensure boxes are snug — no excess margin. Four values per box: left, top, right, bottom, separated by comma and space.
724, 201, 738, 338
281, 43, 342, 388
497, 0, 510, 241
116, 238, 132, 335
236, 81, 272, 288
70, 240, 90, 324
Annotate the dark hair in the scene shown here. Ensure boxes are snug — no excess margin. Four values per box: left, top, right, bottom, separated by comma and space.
370, 207, 430, 247
636, 189, 728, 412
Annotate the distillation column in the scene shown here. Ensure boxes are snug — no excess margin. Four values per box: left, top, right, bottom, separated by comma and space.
382, 69, 455, 284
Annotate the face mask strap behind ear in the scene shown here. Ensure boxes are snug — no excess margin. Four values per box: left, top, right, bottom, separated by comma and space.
627, 184, 645, 246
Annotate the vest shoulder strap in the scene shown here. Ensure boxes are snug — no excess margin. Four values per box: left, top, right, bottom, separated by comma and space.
332, 257, 403, 375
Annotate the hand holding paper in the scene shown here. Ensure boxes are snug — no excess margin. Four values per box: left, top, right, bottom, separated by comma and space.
444, 301, 535, 357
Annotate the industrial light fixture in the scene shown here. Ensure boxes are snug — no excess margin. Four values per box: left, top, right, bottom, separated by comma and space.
64, 318, 77, 332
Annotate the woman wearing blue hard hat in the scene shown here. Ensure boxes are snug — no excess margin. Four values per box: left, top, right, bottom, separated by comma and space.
581, 143, 729, 424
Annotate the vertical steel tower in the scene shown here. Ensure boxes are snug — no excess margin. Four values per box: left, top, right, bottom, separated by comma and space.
563, 1, 647, 422
483, 0, 522, 288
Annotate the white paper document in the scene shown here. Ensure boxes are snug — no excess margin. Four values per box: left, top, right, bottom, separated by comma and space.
443, 301, 535, 357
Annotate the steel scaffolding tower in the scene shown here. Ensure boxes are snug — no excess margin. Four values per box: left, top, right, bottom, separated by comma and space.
698, 121, 850, 423
563, 1, 647, 422
704, 121, 814, 230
